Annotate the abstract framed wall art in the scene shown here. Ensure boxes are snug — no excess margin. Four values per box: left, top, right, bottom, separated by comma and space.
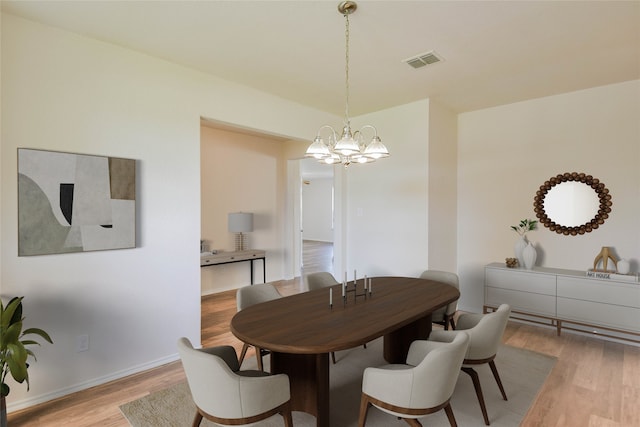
18, 148, 136, 256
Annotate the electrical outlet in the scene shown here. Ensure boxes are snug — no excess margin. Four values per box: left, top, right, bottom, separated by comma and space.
76, 334, 89, 352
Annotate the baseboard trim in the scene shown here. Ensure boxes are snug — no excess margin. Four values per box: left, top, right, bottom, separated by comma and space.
6, 353, 180, 413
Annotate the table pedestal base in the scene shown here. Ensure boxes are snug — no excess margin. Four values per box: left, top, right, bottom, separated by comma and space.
271, 352, 330, 427
384, 314, 433, 363
270, 314, 432, 427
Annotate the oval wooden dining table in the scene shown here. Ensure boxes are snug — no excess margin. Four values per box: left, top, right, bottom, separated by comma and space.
230, 276, 459, 427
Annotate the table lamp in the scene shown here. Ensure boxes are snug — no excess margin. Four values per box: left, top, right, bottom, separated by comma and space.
228, 212, 253, 251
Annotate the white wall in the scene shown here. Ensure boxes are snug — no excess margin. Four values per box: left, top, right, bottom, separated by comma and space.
302, 178, 334, 242
457, 80, 640, 313
0, 14, 337, 411
345, 100, 431, 278
427, 100, 458, 273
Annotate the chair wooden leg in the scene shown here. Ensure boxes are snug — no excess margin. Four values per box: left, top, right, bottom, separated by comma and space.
443, 402, 458, 427
461, 367, 490, 425
443, 314, 456, 330
358, 394, 371, 427
331, 351, 336, 364
402, 419, 423, 426
255, 346, 264, 371
280, 402, 294, 427
238, 343, 249, 366
192, 411, 203, 427
488, 360, 508, 401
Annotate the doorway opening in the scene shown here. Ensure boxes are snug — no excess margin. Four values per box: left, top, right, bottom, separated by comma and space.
300, 158, 334, 276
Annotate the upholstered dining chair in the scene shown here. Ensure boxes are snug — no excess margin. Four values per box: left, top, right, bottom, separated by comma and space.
358, 332, 470, 427
177, 337, 293, 427
428, 304, 512, 425
236, 282, 282, 370
305, 271, 340, 290
419, 270, 459, 330
305, 271, 367, 364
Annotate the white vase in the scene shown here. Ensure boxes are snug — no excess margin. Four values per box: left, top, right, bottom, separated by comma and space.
514, 236, 527, 268
523, 242, 537, 270
617, 259, 630, 275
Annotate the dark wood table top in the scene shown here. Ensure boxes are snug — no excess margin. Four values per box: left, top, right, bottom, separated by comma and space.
231, 276, 459, 354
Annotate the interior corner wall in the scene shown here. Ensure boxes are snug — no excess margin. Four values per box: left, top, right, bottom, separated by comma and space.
200, 126, 287, 294
457, 80, 640, 313
0, 14, 337, 411
345, 100, 431, 278
427, 100, 458, 273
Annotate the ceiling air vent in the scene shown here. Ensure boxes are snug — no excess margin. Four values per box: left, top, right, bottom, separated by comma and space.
403, 51, 443, 69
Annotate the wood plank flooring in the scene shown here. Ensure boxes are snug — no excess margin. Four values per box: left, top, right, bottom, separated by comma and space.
7, 277, 640, 426
302, 240, 334, 275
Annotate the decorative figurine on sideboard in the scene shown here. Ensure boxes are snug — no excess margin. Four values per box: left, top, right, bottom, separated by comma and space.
593, 246, 617, 272
586, 246, 637, 283
505, 258, 518, 268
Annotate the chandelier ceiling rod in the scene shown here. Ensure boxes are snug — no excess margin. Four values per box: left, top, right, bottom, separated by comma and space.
305, 1, 390, 167
342, 1, 352, 126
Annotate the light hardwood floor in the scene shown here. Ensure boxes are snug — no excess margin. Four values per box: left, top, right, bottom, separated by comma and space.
302, 240, 334, 275
8, 277, 640, 426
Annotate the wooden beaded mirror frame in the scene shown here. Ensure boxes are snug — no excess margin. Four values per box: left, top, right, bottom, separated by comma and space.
533, 172, 612, 236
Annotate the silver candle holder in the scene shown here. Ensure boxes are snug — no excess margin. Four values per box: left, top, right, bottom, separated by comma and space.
340, 276, 372, 305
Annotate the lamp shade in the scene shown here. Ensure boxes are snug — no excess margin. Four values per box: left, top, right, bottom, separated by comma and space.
228, 212, 253, 233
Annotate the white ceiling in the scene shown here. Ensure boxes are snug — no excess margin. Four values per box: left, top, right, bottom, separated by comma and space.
3, 1, 639, 117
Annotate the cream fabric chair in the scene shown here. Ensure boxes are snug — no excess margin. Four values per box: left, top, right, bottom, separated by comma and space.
305, 271, 339, 291
236, 283, 282, 370
305, 271, 366, 364
358, 332, 469, 427
419, 270, 459, 330
429, 304, 511, 425
177, 337, 293, 427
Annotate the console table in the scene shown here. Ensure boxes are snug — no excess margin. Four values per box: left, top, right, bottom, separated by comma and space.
484, 262, 640, 344
200, 250, 266, 284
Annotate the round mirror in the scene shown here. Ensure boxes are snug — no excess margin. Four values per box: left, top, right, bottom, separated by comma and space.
533, 172, 612, 235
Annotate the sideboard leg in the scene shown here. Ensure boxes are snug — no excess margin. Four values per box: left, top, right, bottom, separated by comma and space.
556, 320, 562, 336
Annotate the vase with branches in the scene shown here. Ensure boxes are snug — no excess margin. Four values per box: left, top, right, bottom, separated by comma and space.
510, 219, 538, 237
511, 219, 537, 267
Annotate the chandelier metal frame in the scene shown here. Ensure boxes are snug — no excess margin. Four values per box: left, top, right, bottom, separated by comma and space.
305, 1, 390, 167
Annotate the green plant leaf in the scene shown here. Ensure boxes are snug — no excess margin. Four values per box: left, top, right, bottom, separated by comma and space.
1, 297, 23, 330
6, 343, 28, 383
23, 328, 53, 344
2, 322, 23, 350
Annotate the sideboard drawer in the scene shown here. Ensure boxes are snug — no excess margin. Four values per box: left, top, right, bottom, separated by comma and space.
557, 297, 640, 332
557, 277, 640, 309
486, 267, 556, 295
486, 286, 556, 317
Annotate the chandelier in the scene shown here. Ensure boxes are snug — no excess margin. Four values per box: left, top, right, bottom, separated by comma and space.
305, 1, 390, 167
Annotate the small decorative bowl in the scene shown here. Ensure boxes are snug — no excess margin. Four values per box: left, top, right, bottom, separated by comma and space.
505, 257, 519, 268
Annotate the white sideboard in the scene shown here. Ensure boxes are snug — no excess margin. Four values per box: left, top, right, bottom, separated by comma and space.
484, 263, 640, 344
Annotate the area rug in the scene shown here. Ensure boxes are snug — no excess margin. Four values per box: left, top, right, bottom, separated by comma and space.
120, 338, 555, 426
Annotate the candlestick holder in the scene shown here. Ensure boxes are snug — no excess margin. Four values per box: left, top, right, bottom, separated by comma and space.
342, 278, 372, 305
